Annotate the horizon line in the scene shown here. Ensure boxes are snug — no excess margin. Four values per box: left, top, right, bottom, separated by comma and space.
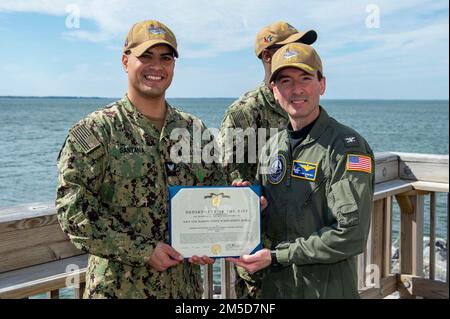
0, 95, 448, 101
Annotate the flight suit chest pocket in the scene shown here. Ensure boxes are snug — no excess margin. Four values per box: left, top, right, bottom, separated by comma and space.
290, 159, 327, 207
284, 160, 327, 239
104, 146, 157, 207
329, 179, 359, 227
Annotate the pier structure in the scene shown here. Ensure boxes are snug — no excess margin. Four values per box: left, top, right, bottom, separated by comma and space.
0, 152, 448, 299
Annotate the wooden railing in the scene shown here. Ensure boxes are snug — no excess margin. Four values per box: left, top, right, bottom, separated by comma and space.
0, 152, 448, 299
356, 152, 449, 299
0, 203, 87, 299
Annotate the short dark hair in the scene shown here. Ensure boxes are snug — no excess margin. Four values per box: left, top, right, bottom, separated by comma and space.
317, 71, 323, 81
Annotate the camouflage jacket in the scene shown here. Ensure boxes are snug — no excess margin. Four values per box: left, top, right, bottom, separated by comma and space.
56, 95, 225, 299
218, 83, 288, 184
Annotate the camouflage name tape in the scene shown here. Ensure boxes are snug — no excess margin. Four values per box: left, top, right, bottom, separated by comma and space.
230, 110, 251, 128
71, 124, 101, 154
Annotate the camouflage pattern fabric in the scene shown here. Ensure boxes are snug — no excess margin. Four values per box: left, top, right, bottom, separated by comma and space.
218, 83, 288, 184
218, 83, 288, 299
56, 95, 225, 299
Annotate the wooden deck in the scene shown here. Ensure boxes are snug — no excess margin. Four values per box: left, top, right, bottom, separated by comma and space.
0, 152, 448, 299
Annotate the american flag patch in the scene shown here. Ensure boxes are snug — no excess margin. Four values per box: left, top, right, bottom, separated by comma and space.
230, 110, 251, 128
346, 154, 372, 173
71, 124, 101, 154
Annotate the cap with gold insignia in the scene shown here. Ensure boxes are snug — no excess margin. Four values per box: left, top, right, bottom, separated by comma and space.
123, 20, 178, 58
270, 43, 323, 82
255, 21, 317, 58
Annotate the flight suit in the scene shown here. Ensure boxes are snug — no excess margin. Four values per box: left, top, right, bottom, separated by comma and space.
258, 107, 374, 298
218, 83, 288, 298
56, 95, 225, 298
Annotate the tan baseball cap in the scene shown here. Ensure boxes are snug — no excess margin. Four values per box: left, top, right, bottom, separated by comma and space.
270, 43, 323, 82
255, 21, 317, 58
123, 20, 178, 58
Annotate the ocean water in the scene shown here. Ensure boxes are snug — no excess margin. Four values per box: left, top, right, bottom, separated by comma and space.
0, 97, 448, 231
0, 97, 449, 292
0, 97, 447, 206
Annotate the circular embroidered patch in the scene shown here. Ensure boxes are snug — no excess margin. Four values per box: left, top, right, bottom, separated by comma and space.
268, 154, 287, 184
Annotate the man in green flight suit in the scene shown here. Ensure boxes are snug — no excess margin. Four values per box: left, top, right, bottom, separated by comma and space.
56, 20, 225, 299
228, 43, 375, 298
218, 21, 317, 299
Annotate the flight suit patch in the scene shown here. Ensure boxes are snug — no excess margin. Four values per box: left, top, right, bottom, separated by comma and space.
346, 154, 372, 173
268, 154, 287, 185
291, 160, 318, 181
343, 135, 359, 147
71, 124, 101, 154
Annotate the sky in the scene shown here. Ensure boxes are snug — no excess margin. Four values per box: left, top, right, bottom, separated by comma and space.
0, 0, 448, 99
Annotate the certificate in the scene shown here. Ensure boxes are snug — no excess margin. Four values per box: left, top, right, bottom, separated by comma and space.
169, 186, 261, 258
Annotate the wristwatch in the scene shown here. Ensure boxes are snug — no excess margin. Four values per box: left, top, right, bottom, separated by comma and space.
270, 250, 282, 267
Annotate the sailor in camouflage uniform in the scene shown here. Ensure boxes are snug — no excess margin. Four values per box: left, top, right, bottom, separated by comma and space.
218, 21, 317, 298
56, 20, 225, 299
